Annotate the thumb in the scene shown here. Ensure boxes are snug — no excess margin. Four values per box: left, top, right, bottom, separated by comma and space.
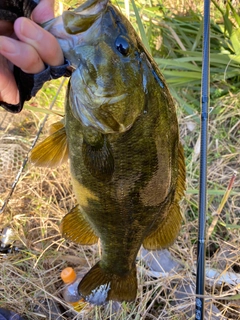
31, 0, 55, 24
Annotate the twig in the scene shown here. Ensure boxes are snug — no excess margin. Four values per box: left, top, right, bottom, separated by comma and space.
207, 172, 237, 242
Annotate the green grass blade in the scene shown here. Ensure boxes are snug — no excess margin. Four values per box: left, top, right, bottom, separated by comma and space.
230, 28, 240, 55
228, 1, 240, 27
162, 71, 201, 79
130, 0, 151, 53
191, 18, 203, 52
25, 105, 64, 116
155, 58, 201, 71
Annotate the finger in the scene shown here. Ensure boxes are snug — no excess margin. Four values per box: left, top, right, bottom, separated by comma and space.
14, 17, 64, 67
0, 55, 19, 104
0, 36, 45, 74
32, 0, 55, 24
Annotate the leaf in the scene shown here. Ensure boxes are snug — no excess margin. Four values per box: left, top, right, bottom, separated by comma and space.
230, 28, 240, 55
155, 58, 201, 71
124, 0, 129, 19
25, 105, 64, 116
229, 54, 240, 63
191, 18, 203, 52
223, 11, 233, 37
223, 294, 240, 301
169, 87, 200, 121
228, 0, 240, 27
186, 189, 239, 196
211, 0, 224, 15
130, 0, 151, 53
162, 71, 201, 79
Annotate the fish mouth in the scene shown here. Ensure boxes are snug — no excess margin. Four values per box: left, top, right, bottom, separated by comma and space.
62, 0, 109, 34
74, 0, 109, 15
43, 0, 109, 59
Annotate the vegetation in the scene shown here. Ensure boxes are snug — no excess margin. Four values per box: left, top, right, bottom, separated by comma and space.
0, 0, 239, 319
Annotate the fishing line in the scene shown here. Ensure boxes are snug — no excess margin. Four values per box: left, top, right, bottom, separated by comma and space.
0, 78, 66, 215
195, 0, 210, 319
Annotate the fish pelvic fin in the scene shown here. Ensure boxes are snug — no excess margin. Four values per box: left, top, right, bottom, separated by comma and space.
79, 261, 137, 305
143, 143, 186, 250
30, 121, 68, 168
60, 205, 98, 245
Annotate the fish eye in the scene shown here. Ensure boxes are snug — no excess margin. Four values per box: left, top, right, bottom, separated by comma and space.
115, 35, 130, 56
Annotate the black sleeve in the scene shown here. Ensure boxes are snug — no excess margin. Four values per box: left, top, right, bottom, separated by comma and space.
0, 59, 72, 113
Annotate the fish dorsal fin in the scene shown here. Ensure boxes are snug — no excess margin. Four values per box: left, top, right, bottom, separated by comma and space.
60, 205, 98, 245
82, 131, 114, 182
143, 143, 186, 250
30, 122, 68, 168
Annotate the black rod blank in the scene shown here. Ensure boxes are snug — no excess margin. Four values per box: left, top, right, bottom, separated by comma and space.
195, 0, 210, 319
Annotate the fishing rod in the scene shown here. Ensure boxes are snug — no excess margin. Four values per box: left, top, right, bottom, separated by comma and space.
195, 0, 210, 319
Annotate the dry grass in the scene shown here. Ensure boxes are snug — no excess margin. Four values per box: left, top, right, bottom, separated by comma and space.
0, 83, 239, 320
0, 1, 240, 319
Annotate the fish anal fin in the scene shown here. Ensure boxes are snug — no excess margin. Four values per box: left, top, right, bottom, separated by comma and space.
143, 143, 186, 250
79, 261, 137, 305
30, 125, 68, 168
60, 205, 98, 245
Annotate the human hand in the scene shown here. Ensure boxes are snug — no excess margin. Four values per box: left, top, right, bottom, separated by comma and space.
0, 0, 64, 105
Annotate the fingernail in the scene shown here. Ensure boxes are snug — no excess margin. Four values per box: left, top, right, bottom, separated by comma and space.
0, 38, 16, 54
20, 18, 41, 41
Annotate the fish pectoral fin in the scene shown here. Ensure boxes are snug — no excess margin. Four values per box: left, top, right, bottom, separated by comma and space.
82, 136, 114, 182
143, 143, 186, 250
79, 261, 137, 305
60, 205, 98, 245
48, 119, 65, 135
30, 123, 68, 168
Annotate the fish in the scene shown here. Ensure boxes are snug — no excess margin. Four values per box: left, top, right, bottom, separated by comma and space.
30, 0, 186, 305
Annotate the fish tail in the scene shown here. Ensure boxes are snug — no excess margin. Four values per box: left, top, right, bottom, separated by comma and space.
78, 261, 137, 305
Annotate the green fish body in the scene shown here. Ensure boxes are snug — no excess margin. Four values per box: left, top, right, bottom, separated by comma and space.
30, 0, 186, 305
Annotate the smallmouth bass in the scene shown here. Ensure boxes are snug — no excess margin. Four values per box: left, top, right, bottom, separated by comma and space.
30, 0, 186, 305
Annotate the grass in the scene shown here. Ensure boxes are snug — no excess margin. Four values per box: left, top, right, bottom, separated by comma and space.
0, 0, 240, 319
